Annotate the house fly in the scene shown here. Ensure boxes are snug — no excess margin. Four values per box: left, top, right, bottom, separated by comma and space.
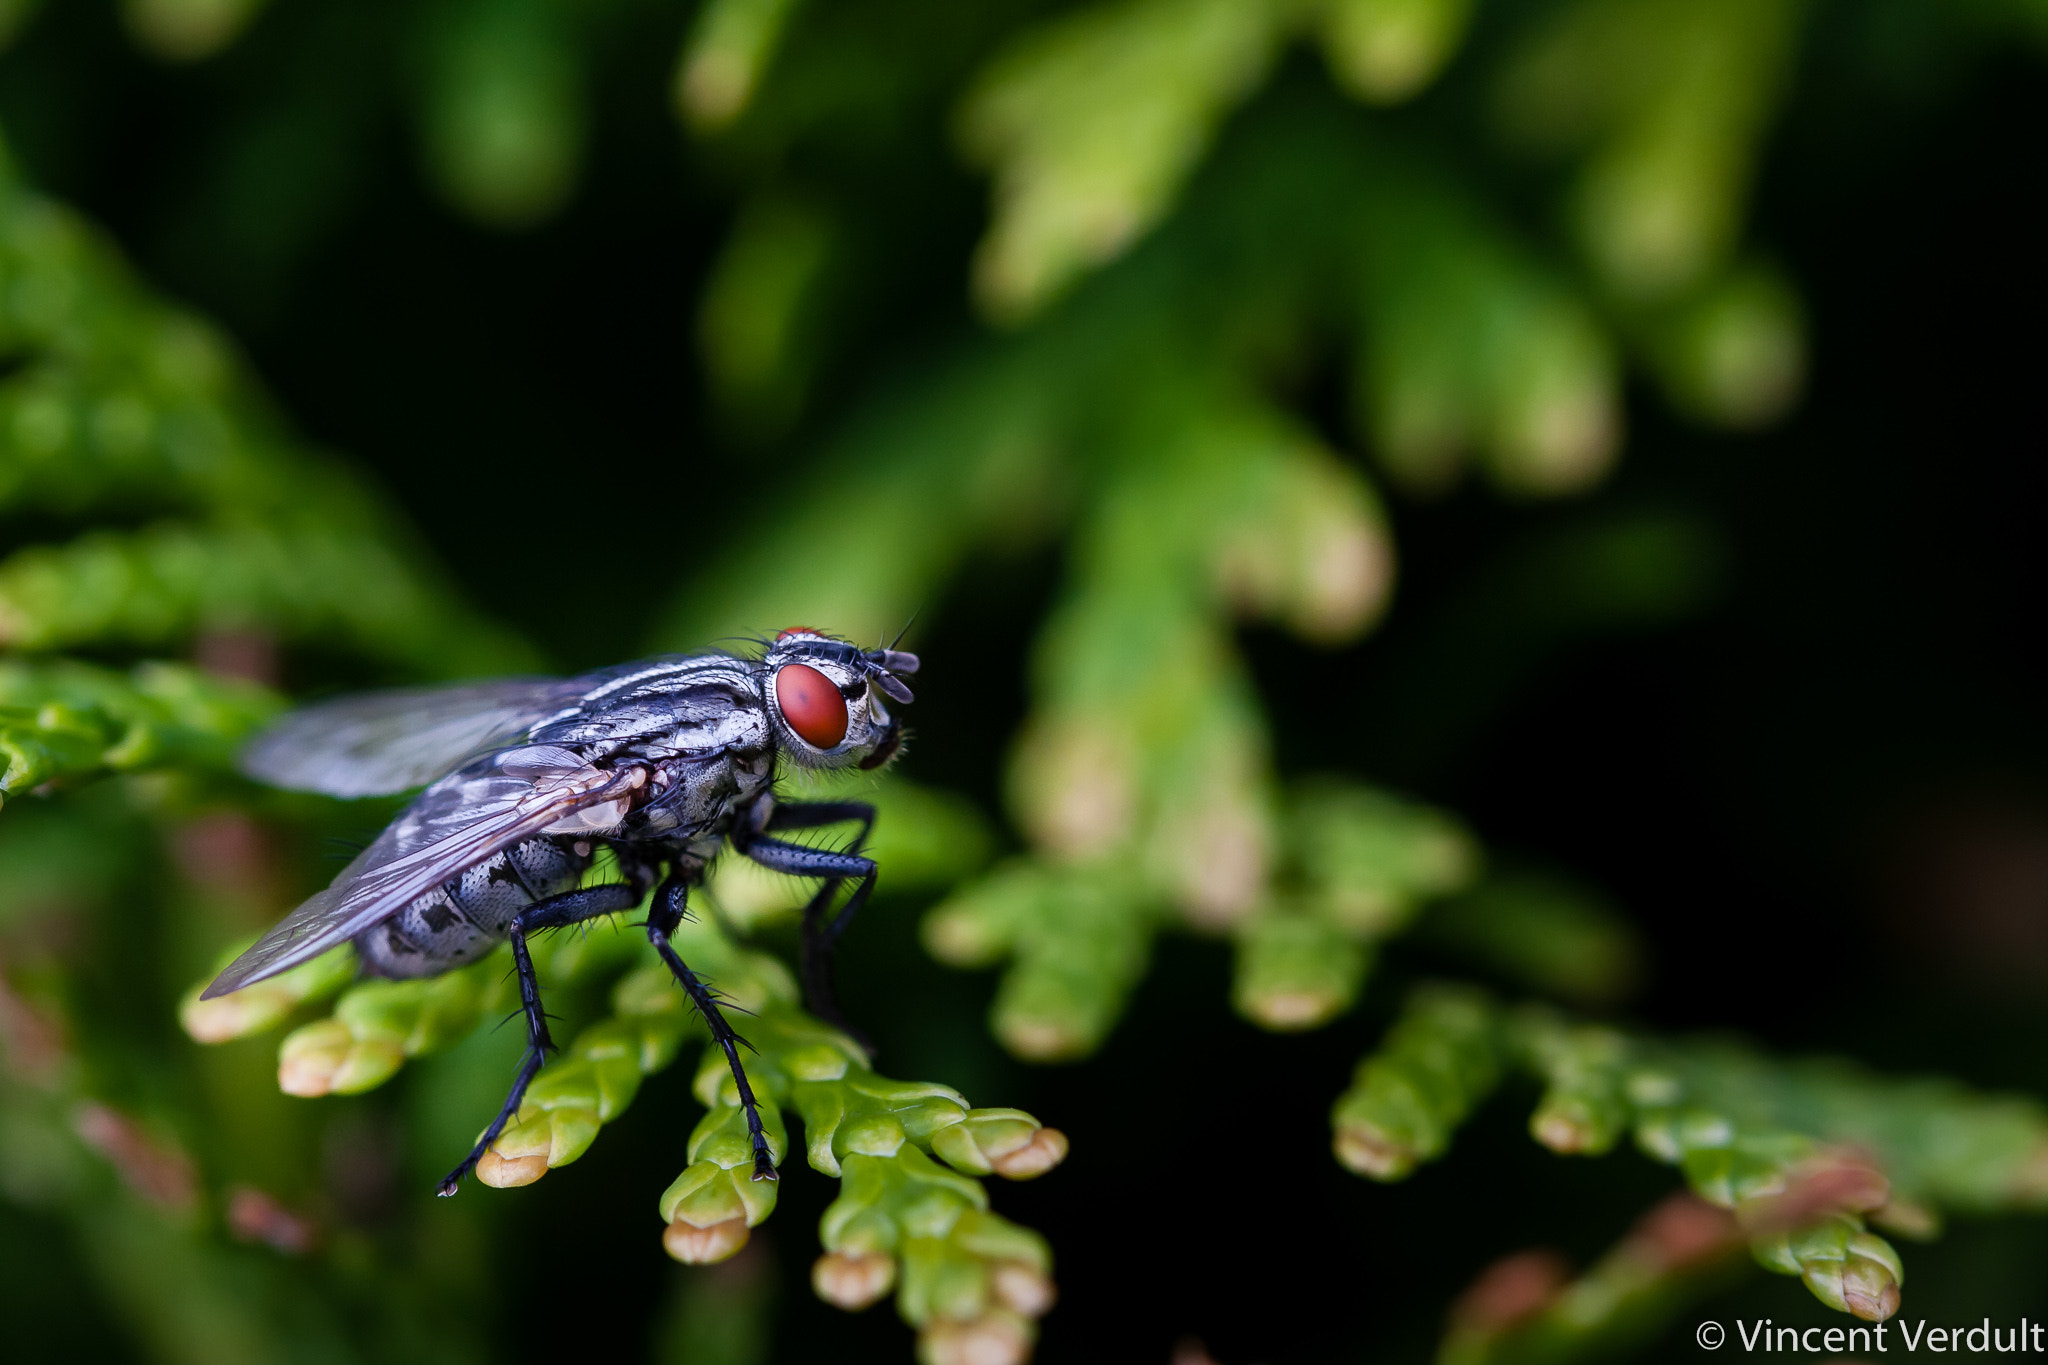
203, 629, 918, 1193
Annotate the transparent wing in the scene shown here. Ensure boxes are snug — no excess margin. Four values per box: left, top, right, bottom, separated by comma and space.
241, 678, 587, 797
202, 746, 636, 997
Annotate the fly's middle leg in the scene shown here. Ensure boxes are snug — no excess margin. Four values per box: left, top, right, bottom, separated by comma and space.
436, 880, 644, 1197
646, 873, 779, 1183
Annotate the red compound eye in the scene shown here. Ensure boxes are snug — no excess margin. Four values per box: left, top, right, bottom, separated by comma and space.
775, 664, 848, 749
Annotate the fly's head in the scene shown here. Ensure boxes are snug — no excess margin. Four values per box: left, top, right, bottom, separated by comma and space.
761, 628, 918, 771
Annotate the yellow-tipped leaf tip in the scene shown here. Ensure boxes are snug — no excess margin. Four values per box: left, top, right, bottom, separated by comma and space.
990, 1262, 1057, 1317
1245, 992, 1342, 1030
1334, 1125, 1413, 1180
664, 1215, 751, 1264
990, 1127, 1069, 1179
920, 1310, 1033, 1365
813, 1250, 897, 1310
475, 1149, 548, 1188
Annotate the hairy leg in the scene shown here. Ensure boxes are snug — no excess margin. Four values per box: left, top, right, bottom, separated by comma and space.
437, 880, 645, 1196
760, 802, 876, 1027
646, 873, 779, 1182
741, 833, 878, 1036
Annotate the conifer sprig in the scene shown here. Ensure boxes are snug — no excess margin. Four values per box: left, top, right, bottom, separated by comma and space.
183, 878, 1068, 1359
0, 659, 278, 800
1335, 989, 2048, 1323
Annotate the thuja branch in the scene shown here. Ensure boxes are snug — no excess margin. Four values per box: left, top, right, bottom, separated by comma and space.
1332, 989, 2048, 1323
0, 658, 278, 801
927, 779, 1474, 1057
182, 893, 1067, 1363
1438, 1192, 1749, 1365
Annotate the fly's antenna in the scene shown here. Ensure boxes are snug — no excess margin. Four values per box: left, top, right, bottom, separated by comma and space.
867, 612, 921, 682
884, 611, 919, 653
864, 610, 919, 701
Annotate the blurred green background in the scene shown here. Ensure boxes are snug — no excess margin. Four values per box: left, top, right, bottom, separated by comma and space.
3, 0, 2048, 1361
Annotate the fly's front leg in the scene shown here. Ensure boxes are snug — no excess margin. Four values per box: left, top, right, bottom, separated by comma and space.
437, 881, 644, 1197
760, 801, 876, 1024
765, 799, 876, 847
646, 873, 778, 1183
739, 832, 877, 1041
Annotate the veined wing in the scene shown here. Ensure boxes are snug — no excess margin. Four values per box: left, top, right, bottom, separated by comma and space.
242, 678, 588, 797
203, 746, 637, 997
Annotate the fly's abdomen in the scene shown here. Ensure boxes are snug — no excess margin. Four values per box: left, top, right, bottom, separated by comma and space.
452, 839, 591, 932
355, 837, 593, 979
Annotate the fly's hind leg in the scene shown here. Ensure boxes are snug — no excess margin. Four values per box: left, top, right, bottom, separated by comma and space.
646, 873, 779, 1183
751, 803, 877, 1039
437, 880, 645, 1196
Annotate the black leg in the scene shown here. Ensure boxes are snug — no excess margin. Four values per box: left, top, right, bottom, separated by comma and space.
647, 874, 779, 1183
741, 834, 879, 1035
761, 802, 876, 1028
438, 881, 645, 1196
766, 799, 876, 843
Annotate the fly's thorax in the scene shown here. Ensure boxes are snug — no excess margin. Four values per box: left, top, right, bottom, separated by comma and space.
612, 746, 774, 843
532, 655, 771, 757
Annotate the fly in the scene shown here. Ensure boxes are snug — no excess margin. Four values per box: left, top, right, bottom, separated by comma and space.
203, 629, 919, 1194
